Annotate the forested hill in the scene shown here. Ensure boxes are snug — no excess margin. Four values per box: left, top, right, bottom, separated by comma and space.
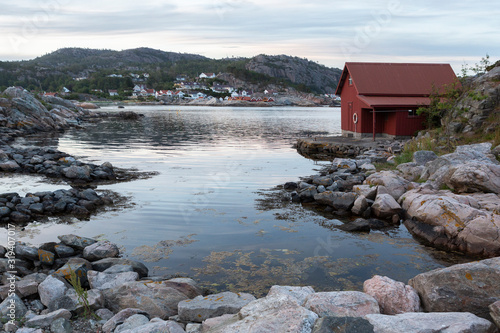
0, 47, 342, 94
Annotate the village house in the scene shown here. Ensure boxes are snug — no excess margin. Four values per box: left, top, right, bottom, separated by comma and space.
212, 84, 234, 93
108, 90, 119, 96
199, 72, 216, 79
335, 62, 458, 140
43, 92, 58, 97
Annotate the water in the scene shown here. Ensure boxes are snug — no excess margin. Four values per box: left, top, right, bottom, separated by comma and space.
1, 106, 466, 296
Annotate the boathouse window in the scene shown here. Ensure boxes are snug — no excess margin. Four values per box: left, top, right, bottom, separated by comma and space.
348, 76, 353, 85
408, 109, 417, 117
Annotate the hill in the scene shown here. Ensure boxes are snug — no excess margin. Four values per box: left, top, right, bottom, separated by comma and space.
0, 48, 341, 95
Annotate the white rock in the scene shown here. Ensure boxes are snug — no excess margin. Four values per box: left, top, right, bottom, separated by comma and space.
304, 291, 380, 317
363, 275, 420, 314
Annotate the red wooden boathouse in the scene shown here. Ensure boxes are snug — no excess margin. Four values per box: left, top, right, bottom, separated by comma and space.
335, 62, 458, 139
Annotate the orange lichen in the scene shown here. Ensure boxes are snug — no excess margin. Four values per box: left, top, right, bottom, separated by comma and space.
465, 272, 473, 280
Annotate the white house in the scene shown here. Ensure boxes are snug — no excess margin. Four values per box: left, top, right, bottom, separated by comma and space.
109, 90, 119, 96
241, 90, 253, 97
190, 91, 207, 99
199, 73, 216, 79
61, 87, 71, 94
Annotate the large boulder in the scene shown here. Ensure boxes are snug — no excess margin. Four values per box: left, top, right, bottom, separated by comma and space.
102, 279, 201, 319
57, 234, 97, 250
363, 275, 420, 315
83, 241, 119, 261
178, 291, 255, 322
266, 285, 315, 306
447, 162, 500, 194
371, 194, 402, 220
365, 312, 496, 333
204, 293, 318, 333
365, 171, 409, 201
413, 150, 438, 166
38, 276, 69, 307
314, 191, 356, 211
303, 291, 380, 317
312, 316, 375, 333
409, 257, 500, 321
87, 270, 139, 290
401, 188, 500, 256
91, 258, 149, 278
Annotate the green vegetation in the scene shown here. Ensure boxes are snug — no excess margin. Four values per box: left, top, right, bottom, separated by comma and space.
68, 266, 99, 320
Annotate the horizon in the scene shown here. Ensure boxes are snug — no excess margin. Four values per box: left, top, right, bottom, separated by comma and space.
1, 1, 498, 73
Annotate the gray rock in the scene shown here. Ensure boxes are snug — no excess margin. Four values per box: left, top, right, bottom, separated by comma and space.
80, 188, 100, 202
178, 291, 256, 322
338, 219, 371, 232
53, 244, 75, 258
351, 195, 368, 216
313, 176, 334, 187
371, 193, 402, 220
299, 186, 318, 202
63, 165, 91, 181
0, 207, 11, 217
17, 273, 47, 298
58, 234, 97, 250
413, 150, 438, 165
25, 309, 72, 328
88, 270, 139, 290
397, 162, 425, 182
312, 316, 375, 333
102, 308, 151, 333
304, 291, 380, 317
15, 328, 44, 333
15, 244, 39, 261
353, 185, 378, 200
447, 162, 500, 194
115, 314, 150, 333
50, 317, 72, 333
96, 308, 114, 321
267, 285, 315, 306
103, 264, 135, 274
53, 258, 92, 286
0, 160, 20, 171
83, 241, 119, 261
38, 275, 69, 307
103, 279, 200, 319
333, 158, 358, 171
65, 288, 104, 314
331, 192, 356, 211
365, 171, 409, 201
122, 320, 185, 333
9, 211, 31, 223
186, 323, 202, 333
489, 300, 500, 329
316, 185, 326, 193
363, 275, 420, 315
365, 312, 496, 333
91, 258, 149, 278
409, 256, 500, 321
0, 293, 28, 320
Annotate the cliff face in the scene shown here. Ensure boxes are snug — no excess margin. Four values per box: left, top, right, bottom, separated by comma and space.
245, 55, 342, 94
449, 64, 500, 134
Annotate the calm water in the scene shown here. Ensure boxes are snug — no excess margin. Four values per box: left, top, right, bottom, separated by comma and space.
1, 106, 466, 296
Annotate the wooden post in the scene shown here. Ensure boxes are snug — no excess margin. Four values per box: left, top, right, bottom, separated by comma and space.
372, 109, 376, 141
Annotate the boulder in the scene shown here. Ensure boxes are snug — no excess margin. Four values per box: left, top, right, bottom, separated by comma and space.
65, 288, 104, 314
331, 192, 356, 211
409, 257, 500, 321
401, 188, 500, 256
209, 293, 318, 333
352, 185, 378, 200
413, 150, 438, 166
363, 275, 420, 315
49, 317, 72, 333
351, 195, 369, 216
53, 245, 75, 258
91, 258, 148, 278
338, 219, 370, 232
87, 270, 139, 290
114, 314, 150, 332
83, 241, 119, 261
397, 162, 425, 181
0, 160, 20, 171
53, 258, 92, 286
102, 279, 200, 319
304, 291, 380, 317
62, 165, 91, 181
102, 308, 150, 333
365, 171, 409, 201
0, 294, 28, 319
267, 285, 315, 306
38, 275, 69, 307
371, 194, 402, 220
313, 176, 334, 187
15, 244, 39, 261
25, 309, 72, 328
365, 312, 496, 333
120, 320, 185, 333
447, 162, 500, 194
178, 291, 256, 322
332, 158, 358, 172
57, 234, 96, 250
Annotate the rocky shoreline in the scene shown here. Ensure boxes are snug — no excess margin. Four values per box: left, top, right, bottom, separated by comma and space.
0, 235, 499, 332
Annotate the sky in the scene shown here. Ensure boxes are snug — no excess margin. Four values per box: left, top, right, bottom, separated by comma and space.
1, 0, 498, 72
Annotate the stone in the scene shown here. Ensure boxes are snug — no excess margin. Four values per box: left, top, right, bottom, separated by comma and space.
0, 160, 20, 171
80, 188, 100, 202
102, 308, 151, 333
53, 258, 92, 286
0, 293, 28, 319
312, 316, 375, 333
83, 241, 119, 261
351, 195, 368, 215
360, 163, 377, 173
121, 320, 185, 333
186, 323, 202, 333
409, 257, 500, 321
114, 314, 150, 333
304, 291, 380, 317
489, 300, 500, 328
65, 288, 104, 314
299, 186, 318, 202
413, 150, 438, 165
401, 188, 500, 256
38, 249, 55, 265
88, 270, 139, 290
25, 309, 72, 328
38, 275, 69, 307
63, 165, 91, 181
338, 218, 371, 232
331, 192, 356, 211
363, 275, 420, 315
447, 162, 500, 194
178, 291, 256, 322
91, 258, 149, 278
267, 285, 315, 306
313, 176, 334, 187
9, 211, 31, 223
371, 194, 402, 220
103, 279, 200, 319
365, 171, 409, 201
58, 234, 97, 250
397, 162, 425, 182
15, 244, 39, 261
17, 273, 47, 298
103, 264, 135, 274
95, 308, 114, 321
50, 317, 72, 333
53, 244, 75, 258
284, 182, 298, 190
0, 207, 11, 217
352, 184, 378, 200
210, 293, 318, 333
365, 312, 496, 333
333, 158, 358, 172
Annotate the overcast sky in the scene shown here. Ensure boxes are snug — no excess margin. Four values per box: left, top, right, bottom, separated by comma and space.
1, 0, 498, 72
